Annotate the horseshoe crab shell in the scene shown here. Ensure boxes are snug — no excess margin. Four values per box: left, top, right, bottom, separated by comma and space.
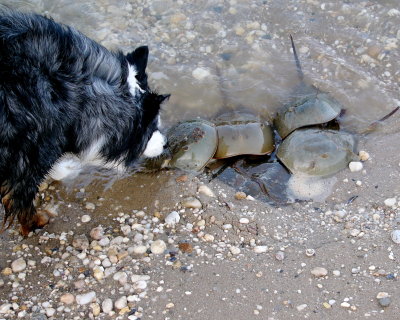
167, 119, 218, 172
214, 111, 275, 159
276, 128, 357, 176
274, 89, 342, 139
274, 35, 342, 139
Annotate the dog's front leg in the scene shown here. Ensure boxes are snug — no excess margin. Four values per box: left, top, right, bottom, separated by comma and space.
1, 180, 49, 237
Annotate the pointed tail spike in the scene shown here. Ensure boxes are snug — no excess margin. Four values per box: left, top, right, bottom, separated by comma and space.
289, 34, 304, 81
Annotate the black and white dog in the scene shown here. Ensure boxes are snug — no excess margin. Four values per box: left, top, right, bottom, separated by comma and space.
0, 11, 169, 235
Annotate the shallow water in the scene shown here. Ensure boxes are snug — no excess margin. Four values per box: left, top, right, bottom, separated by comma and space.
1, 0, 399, 201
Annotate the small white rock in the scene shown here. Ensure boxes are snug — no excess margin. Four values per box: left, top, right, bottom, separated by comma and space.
198, 185, 215, 197
311, 267, 328, 277
332, 270, 341, 276
239, 218, 249, 224
11, 258, 26, 273
230, 247, 241, 255
349, 161, 363, 172
85, 202, 95, 210
131, 274, 150, 282
165, 211, 180, 226
114, 296, 127, 310
132, 245, 147, 255
102, 299, 113, 313
76, 291, 96, 305
253, 246, 268, 253
296, 304, 307, 311
45, 308, 56, 317
203, 234, 215, 242
81, 215, 91, 223
113, 272, 128, 285
384, 198, 396, 207
181, 197, 202, 209
391, 230, 400, 244
0, 303, 12, 314
192, 67, 210, 81
151, 240, 167, 254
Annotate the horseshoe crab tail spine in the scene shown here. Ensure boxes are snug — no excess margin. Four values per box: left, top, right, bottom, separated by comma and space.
289, 34, 304, 81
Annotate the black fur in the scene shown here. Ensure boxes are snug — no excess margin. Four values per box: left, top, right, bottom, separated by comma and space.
0, 10, 168, 234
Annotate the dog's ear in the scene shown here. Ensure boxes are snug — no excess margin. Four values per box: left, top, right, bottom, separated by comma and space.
126, 46, 149, 83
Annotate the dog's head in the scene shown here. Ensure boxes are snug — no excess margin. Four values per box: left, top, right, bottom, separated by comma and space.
126, 46, 170, 158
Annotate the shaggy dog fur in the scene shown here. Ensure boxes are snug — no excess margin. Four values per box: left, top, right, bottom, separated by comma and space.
0, 10, 169, 235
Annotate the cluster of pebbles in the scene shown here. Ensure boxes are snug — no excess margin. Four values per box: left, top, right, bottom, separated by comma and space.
1, 162, 400, 319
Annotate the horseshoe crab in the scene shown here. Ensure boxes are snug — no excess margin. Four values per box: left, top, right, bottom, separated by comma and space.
214, 111, 274, 159
140, 112, 274, 172
274, 36, 342, 139
277, 128, 357, 176
168, 119, 218, 172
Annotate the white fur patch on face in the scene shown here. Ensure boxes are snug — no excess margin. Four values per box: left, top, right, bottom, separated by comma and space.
127, 64, 144, 96
143, 130, 166, 158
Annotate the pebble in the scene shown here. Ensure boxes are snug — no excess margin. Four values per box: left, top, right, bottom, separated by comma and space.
377, 292, 391, 307
93, 267, 105, 280
230, 247, 241, 255
378, 297, 391, 307
45, 308, 56, 317
305, 249, 315, 257
391, 230, 400, 244
132, 245, 147, 255
0, 277, 4, 287
114, 296, 127, 309
358, 151, 370, 161
178, 242, 193, 253
102, 298, 113, 313
90, 226, 104, 240
165, 211, 180, 226
81, 214, 91, 223
204, 234, 215, 242
192, 67, 210, 81
350, 229, 361, 237
332, 270, 341, 276
235, 192, 247, 200
0, 304, 12, 314
253, 246, 268, 253
341, 302, 351, 308
72, 235, 89, 251
11, 258, 26, 273
296, 304, 307, 311
198, 185, 215, 197
151, 240, 167, 254
91, 303, 101, 316
239, 218, 249, 224
60, 293, 75, 305
85, 202, 95, 210
384, 198, 396, 207
349, 161, 363, 172
311, 267, 328, 277
275, 251, 285, 261
181, 197, 202, 209
76, 291, 96, 305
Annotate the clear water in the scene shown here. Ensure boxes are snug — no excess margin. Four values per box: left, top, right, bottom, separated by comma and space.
1, 0, 399, 198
